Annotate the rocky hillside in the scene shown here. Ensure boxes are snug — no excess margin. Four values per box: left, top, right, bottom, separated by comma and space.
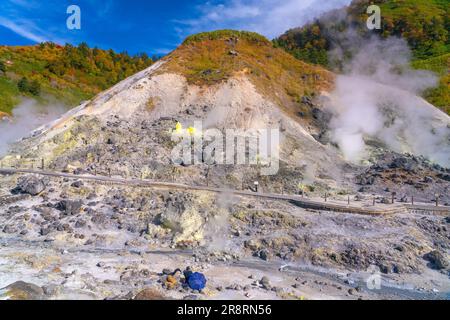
1, 30, 448, 200
1, 31, 346, 193
0, 42, 155, 116
274, 0, 450, 113
160, 30, 334, 121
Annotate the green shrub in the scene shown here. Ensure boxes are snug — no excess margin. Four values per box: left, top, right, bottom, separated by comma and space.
28, 79, 41, 96
17, 77, 29, 93
183, 30, 271, 46
17, 77, 41, 96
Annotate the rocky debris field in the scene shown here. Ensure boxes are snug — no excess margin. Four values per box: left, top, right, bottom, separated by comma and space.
356, 152, 450, 204
0, 174, 449, 300
5, 110, 338, 198
5, 103, 448, 207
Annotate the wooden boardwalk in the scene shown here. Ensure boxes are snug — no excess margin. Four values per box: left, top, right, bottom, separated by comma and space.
1, 168, 448, 215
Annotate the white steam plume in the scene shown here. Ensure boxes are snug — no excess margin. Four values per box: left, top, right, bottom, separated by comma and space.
326, 37, 450, 167
204, 191, 238, 251
0, 99, 67, 156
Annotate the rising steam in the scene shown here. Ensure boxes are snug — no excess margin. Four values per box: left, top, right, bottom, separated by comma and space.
326, 37, 450, 167
0, 99, 67, 156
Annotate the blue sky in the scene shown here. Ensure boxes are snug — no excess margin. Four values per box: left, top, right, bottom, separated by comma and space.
0, 0, 351, 55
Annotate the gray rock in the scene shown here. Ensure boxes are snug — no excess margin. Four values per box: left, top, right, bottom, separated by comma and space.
91, 214, 106, 225
71, 181, 84, 188
75, 219, 87, 228
15, 176, 47, 196
358, 174, 375, 186
302, 96, 313, 106
42, 284, 60, 296
55, 200, 83, 215
389, 156, 418, 172
423, 176, 434, 183
40, 228, 52, 236
258, 249, 269, 261
260, 276, 271, 290
424, 250, 448, 270
1, 281, 44, 300
311, 107, 332, 128
2, 225, 16, 234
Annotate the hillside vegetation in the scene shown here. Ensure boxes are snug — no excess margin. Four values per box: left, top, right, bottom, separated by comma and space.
0, 42, 154, 115
274, 0, 449, 113
161, 30, 334, 119
412, 53, 450, 114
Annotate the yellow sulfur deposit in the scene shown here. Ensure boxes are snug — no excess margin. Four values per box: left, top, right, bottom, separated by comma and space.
175, 122, 183, 134
187, 126, 196, 136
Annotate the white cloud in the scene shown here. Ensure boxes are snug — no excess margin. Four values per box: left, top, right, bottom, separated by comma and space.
0, 0, 70, 44
0, 17, 47, 43
153, 47, 174, 55
177, 0, 352, 39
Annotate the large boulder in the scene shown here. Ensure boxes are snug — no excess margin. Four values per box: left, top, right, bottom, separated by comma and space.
157, 207, 204, 245
14, 175, 47, 196
0, 281, 44, 300
389, 156, 419, 172
424, 250, 449, 270
55, 200, 83, 215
